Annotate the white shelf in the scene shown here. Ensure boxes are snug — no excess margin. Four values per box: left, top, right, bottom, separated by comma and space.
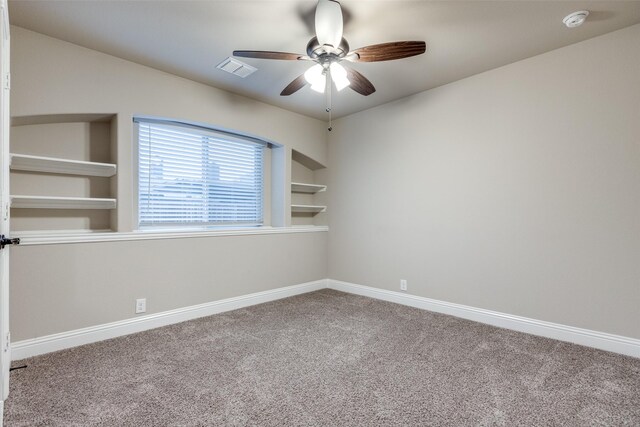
11, 195, 117, 210
292, 149, 326, 171
291, 182, 326, 194
11, 113, 115, 127
291, 204, 326, 214
10, 154, 117, 177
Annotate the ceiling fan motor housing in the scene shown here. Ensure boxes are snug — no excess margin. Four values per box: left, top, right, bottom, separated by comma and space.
306, 37, 350, 62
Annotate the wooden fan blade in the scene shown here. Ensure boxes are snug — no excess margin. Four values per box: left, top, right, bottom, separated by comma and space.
350, 41, 426, 62
233, 50, 305, 61
281, 74, 308, 96
345, 67, 376, 96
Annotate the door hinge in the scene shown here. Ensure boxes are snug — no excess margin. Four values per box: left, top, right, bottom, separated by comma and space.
3, 201, 8, 221
3, 332, 9, 353
3, 72, 8, 90
0, 235, 19, 250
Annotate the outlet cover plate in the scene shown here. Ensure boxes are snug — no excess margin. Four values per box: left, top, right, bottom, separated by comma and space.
135, 298, 146, 314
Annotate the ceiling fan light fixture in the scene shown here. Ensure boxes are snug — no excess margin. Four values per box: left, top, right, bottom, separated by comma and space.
310, 77, 326, 93
305, 64, 326, 93
330, 62, 350, 91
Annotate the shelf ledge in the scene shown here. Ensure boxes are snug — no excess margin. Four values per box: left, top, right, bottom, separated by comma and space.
291, 182, 327, 194
291, 204, 326, 213
12, 226, 329, 246
11, 195, 117, 210
10, 153, 117, 177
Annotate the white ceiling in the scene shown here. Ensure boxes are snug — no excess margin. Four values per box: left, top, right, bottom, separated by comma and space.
8, 1, 640, 120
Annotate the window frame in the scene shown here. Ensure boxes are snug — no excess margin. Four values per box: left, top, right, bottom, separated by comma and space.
133, 116, 273, 231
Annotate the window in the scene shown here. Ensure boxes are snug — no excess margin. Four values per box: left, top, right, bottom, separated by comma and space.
136, 118, 265, 228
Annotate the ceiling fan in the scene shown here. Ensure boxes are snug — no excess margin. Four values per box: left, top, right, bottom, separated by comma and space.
233, 0, 426, 97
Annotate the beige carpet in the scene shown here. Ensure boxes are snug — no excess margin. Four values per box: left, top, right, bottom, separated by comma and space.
4, 289, 640, 426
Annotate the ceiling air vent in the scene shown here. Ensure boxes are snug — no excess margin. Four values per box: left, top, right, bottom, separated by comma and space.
216, 57, 257, 78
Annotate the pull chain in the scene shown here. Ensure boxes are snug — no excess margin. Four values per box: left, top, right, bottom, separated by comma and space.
326, 69, 333, 131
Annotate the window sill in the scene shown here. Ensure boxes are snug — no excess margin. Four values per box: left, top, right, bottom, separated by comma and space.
12, 226, 329, 246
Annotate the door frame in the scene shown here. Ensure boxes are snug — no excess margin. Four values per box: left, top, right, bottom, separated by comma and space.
0, 0, 10, 422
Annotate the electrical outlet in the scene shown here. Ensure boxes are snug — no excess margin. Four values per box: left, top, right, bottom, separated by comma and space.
135, 298, 146, 314
400, 279, 407, 292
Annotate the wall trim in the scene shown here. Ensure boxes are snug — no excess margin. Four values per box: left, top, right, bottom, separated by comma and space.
11, 279, 328, 360
12, 278, 639, 360
328, 279, 640, 358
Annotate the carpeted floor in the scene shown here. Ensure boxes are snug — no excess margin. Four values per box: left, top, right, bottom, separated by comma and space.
4, 289, 640, 426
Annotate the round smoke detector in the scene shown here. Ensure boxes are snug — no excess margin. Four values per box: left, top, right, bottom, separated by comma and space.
563, 10, 589, 28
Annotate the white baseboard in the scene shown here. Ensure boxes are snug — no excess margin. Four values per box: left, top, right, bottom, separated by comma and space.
11, 279, 328, 360
12, 278, 639, 360
328, 279, 640, 358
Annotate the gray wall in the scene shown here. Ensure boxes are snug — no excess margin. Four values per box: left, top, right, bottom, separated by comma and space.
12, 233, 326, 340
328, 24, 640, 339
10, 23, 640, 343
9, 27, 328, 341
10, 26, 328, 232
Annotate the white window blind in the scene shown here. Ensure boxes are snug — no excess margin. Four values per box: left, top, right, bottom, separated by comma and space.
137, 119, 264, 227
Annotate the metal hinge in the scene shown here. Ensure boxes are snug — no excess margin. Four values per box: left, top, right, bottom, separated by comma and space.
3, 72, 8, 90
3, 332, 9, 353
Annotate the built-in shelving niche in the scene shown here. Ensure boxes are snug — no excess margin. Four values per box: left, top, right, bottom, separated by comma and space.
290, 149, 327, 226
10, 114, 118, 234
